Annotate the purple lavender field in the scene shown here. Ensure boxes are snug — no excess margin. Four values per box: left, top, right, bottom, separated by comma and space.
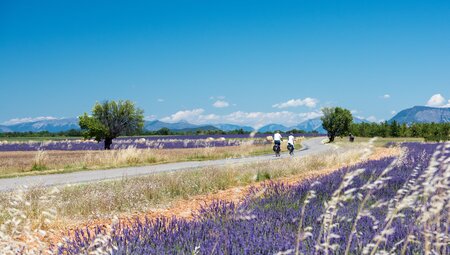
0, 134, 323, 151
57, 142, 450, 254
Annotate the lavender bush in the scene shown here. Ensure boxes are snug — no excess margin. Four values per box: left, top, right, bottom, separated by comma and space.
58, 142, 448, 254
0, 134, 323, 152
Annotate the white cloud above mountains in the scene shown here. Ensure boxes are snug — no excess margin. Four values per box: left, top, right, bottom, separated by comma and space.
161, 109, 323, 128
161, 108, 206, 123
2, 116, 61, 125
272, 98, 318, 109
382, 94, 390, 99
144, 115, 157, 121
426, 94, 450, 107
365, 116, 378, 122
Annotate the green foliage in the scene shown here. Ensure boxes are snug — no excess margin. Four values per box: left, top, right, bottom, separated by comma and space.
155, 127, 171, 135
286, 128, 317, 134
321, 107, 353, 142
260, 129, 318, 135
390, 120, 400, 137
0, 129, 83, 139
350, 122, 450, 141
31, 163, 47, 171
256, 171, 271, 181
79, 113, 108, 142
141, 128, 250, 136
79, 100, 144, 149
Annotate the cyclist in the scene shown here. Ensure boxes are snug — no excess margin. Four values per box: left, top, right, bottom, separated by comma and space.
273, 131, 282, 157
287, 132, 295, 155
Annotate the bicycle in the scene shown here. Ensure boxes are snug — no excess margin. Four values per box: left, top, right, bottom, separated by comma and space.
287, 143, 294, 156
273, 143, 281, 157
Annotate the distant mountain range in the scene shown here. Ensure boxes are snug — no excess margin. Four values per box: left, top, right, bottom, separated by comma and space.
1, 106, 448, 134
389, 106, 450, 124
144, 120, 200, 131
212, 124, 254, 132
0, 126, 12, 132
1, 118, 80, 133
257, 117, 368, 133
145, 120, 253, 132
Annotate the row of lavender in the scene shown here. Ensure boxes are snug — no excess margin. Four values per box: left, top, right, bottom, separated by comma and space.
0, 133, 323, 151
0, 138, 243, 151
128, 133, 324, 140
58, 142, 450, 254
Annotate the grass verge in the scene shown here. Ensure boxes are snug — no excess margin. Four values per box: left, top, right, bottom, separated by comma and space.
333, 136, 424, 147
0, 140, 303, 178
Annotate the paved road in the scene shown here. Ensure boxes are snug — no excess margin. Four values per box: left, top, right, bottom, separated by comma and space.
0, 137, 331, 192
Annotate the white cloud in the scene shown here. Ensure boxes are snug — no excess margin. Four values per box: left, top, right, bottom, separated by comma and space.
144, 115, 157, 121
223, 111, 323, 129
212, 100, 230, 108
161, 109, 322, 128
272, 97, 318, 109
426, 94, 450, 107
2, 116, 60, 125
391, 110, 397, 115
356, 115, 379, 123
161, 108, 205, 123
366, 116, 378, 122
157, 98, 164, 102
382, 94, 390, 99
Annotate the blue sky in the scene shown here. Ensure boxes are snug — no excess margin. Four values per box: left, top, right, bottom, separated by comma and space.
1, 0, 449, 127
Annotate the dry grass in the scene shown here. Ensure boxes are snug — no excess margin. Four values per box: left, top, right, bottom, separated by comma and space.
334, 136, 424, 147
0, 142, 302, 178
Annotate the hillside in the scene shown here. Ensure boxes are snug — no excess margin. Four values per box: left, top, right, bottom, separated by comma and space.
389, 106, 450, 124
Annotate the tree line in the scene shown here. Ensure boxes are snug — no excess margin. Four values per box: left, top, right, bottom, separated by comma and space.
350, 121, 450, 142
0, 127, 317, 139
320, 107, 449, 142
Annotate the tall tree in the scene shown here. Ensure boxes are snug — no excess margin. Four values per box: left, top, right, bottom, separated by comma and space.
390, 120, 400, 137
321, 107, 353, 142
79, 100, 144, 149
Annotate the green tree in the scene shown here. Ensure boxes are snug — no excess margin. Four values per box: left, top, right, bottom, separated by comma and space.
390, 120, 400, 137
156, 127, 171, 135
321, 107, 353, 142
79, 100, 144, 149
399, 123, 409, 137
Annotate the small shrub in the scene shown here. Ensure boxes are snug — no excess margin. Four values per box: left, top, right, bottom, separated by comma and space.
31, 163, 47, 171
146, 156, 157, 163
256, 171, 271, 181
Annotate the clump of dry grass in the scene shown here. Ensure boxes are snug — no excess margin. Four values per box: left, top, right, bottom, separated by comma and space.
0, 187, 58, 254
31, 150, 48, 171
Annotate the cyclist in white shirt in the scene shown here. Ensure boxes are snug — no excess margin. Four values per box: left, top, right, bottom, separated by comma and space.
288, 132, 295, 148
273, 131, 282, 146
287, 132, 295, 155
